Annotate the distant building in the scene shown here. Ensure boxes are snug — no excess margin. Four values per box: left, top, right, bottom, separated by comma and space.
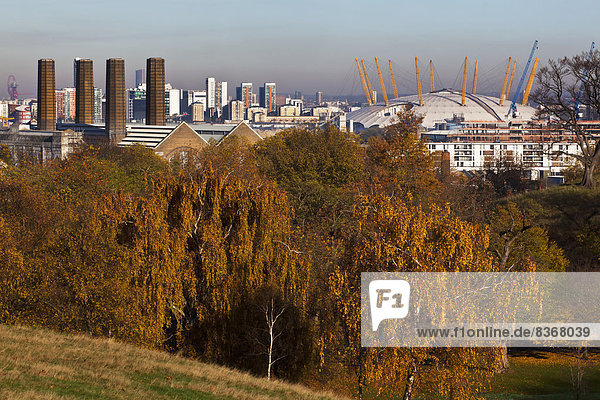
73, 57, 82, 87
0, 103, 8, 118
259, 83, 276, 115
206, 77, 216, 109
0, 126, 82, 162
191, 102, 205, 122
15, 105, 31, 124
247, 106, 267, 122
94, 88, 103, 123
136, 69, 145, 88
216, 81, 228, 109
167, 88, 181, 116
237, 83, 252, 110
127, 88, 146, 122
316, 91, 323, 106
146, 57, 165, 126
286, 98, 303, 113
279, 105, 300, 117
229, 100, 245, 121
181, 90, 206, 116
56, 88, 76, 122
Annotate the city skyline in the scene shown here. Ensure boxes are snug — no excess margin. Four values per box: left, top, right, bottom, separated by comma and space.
2, 0, 600, 97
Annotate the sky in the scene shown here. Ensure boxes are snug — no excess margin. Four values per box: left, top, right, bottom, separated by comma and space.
2, 0, 600, 98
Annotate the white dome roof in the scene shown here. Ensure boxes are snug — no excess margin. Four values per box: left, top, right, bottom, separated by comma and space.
347, 89, 538, 130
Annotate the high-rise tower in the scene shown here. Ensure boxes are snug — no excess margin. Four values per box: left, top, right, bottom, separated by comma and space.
146, 58, 165, 125
105, 58, 126, 143
37, 59, 56, 131
260, 82, 276, 115
75, 59, 94, 124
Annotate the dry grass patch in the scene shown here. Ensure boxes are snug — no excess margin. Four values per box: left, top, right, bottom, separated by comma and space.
0, 324, 346, 400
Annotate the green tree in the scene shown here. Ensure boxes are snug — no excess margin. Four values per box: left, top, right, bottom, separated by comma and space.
366, 106, 438, 201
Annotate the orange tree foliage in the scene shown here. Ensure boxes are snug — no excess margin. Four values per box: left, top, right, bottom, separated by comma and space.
327, 193, 503, 398
0, 144, 310, 377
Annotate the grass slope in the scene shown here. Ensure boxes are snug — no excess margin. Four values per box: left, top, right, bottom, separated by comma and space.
0, 324, 346, 400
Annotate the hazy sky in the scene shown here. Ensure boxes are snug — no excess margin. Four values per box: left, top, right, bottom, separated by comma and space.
2, 0, 599, 98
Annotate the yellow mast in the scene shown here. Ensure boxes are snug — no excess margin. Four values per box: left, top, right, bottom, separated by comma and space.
430, 59, 435, 92
505, 59, 517, 102
361, 59, 376, 104
461, 56, 468, 106
521, 57, 539, 105
388, 59, 398, 99
499, 57, 511, 105
415, 57, 423, 106
374, 57, 389, 106
355, 58, 372, 105
472, 59, 479, 95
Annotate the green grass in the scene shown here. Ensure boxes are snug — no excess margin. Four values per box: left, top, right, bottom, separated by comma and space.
0, 324, 346, 400
488, 350, 600, 399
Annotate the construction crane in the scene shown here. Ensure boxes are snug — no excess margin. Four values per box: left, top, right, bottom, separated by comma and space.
508, 40, 539, 118
415, 57, 423, 106
472, 59, 479, 95
355, 58, 372, 105
461, 56, 468, 106
575, 42, 596, 119
430, 60, 435, 92
0, 117, 14, 128
374, 57, 389, 106
521, 57, 539, 105
361, 59, 376, 104
499, 57, 512, 105
388, 59, 398, 99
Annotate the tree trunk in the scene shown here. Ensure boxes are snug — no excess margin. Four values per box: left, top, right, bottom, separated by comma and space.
581, 162, 596, 189
403, 353, 417, 400
495, 346, 510, 373
357, 347, 364, 400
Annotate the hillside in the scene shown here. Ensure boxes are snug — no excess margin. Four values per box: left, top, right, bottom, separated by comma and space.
0, 324, 346, 400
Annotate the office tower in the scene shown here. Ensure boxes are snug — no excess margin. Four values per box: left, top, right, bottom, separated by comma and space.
294, 90, 302, 100
136, 69, 145, 88
206, 77, 216, 109
75, 59, 94, 124
106, 58, 126, 142
260, 82, 276, 115
37, 59, 56, 131
167, 88, 180, 116
237, 82, 252, 110
94, 88, 103, 123
316, 91, 323, 106
216, 81, 228, 108
146, 57, 165, 125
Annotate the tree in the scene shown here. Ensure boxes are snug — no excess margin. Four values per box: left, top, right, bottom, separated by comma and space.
253, 124, 364, 227
532, 50, 600, 188
327, 193, 503, 399
366, 106, 439, 201
487, 200, 568, 272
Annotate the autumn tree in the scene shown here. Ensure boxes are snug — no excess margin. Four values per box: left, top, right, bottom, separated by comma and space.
366, 106, 439, 201
532, 50, 600, 188
327, 193, 503, 399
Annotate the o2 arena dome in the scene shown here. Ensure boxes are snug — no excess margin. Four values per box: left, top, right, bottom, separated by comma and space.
347, 89, 538, 130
